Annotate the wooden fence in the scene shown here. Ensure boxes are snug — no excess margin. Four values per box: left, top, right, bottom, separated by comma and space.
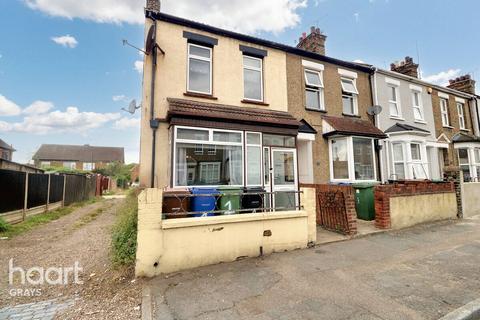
0, 169, 103, 224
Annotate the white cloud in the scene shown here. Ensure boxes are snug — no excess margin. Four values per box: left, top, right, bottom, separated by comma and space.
0, 94, 22, 116
134, 60, 143, 74
51, 34, 78, 48
23, 100, 54, 115
25, 0, 306, 34
113, 117, 140, 130
112, 94, 127, 102
0, 106, 120, 134
422, 69, 461, 86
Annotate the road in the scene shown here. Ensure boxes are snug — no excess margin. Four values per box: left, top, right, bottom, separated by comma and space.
148, 216, 480, 320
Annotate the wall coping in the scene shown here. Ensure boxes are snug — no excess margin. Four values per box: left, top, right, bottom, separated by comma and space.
162, 210, 307, 229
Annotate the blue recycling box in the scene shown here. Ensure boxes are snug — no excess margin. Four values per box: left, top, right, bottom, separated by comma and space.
190, 188, 218, 217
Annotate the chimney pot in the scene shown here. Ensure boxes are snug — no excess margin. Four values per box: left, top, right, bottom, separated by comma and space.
296, 27, 327, 55
310, 26, 316, 33
146, 0, 160, 12
390, 56, 419, 78
447, 74, 476, 95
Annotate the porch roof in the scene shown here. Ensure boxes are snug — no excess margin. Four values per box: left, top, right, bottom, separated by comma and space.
452, 132, 480, 143
385, 123, 430, 135
166, 98, 301, 135
322, 116, 387, 139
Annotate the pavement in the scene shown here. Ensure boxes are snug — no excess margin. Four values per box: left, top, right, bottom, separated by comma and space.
0, 298, 75, 320
147, 215, 480, 320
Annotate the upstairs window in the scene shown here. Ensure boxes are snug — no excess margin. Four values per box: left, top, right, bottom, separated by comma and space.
304, 69, 324, 110
187, 44, 212, 94
457, 102, 466, 129
243, 56, 263, 101
341, 78, 358, 115
411, 90, 424, 121
440, 98, 450, 127
388, 85, 401, 117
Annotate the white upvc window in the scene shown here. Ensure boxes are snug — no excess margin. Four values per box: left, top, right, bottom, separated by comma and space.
304, 69, 324, 110
82, 162, 95, 171
457, 147, 480, 182
411, 89, 424, 121
410, 142, 428, 179
187, 43, 212, 94
243, 55, 263, 102
63, 162, 76, 170
388, 84, 401, 118
246, 132, 262, 186
341, 77, 359, 115
329, 136, 376, 182
391, 143, 406, 180
474, 148, 480, 182
440, 98, 450, 127
457, 102, 466, 130
40, 161, 51, 168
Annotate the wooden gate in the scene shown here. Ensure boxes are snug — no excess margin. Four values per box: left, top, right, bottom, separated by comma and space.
317, 190, 351, 234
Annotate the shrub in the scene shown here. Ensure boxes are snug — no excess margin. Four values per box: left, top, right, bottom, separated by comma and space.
0, 217, 10, 233
111, 189, 139, 266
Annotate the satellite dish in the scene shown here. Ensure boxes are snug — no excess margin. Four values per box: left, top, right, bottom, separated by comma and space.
122, 99, 141, 114
145, 25, 156, 55
367, 105, 383, 116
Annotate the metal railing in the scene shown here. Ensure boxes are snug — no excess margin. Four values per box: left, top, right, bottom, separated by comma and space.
162, 190, 303, 218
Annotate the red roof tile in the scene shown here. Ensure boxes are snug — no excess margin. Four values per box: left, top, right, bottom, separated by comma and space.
322, 116, 386, 138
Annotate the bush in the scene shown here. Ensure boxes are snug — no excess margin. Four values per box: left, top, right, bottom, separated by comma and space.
0, 217, 10, 233
111, 189, 139, 266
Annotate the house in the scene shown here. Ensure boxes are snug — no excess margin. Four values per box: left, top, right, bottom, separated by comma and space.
372, 57, 443, 182
0, 138, 15, 161
33, 144, 124, 171
287, 27, 385, 184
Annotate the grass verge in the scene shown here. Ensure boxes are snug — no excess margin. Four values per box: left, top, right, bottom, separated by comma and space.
111, 189, 139, 266
0, 197, 98, 239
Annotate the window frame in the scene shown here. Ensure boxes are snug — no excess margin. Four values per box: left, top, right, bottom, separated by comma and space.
387, 84, 402, 118
340, 77, 358, 115
411, 89, 425, 122
242, 55, 264, 102
328, 136, 376, 183
173, 125, 244, 188
186, 43, 212, 95
409, 142, 428, 179
391, 142, 407, 180
245, 131, 263, 187
457, 102, 466, 130
440, 98, 450, 127
304, 69, 325, 111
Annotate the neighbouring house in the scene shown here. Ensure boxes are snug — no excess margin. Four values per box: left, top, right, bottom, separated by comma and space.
32, 144, 124, 171
287, 27, 386, 184
0, 138, 15, 161
373, 57, 443, 182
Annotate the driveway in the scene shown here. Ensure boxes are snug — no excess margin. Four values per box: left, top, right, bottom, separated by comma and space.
148, 216, 480, 320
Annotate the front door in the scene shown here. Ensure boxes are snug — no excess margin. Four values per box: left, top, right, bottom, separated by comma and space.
271, 148, 298, 210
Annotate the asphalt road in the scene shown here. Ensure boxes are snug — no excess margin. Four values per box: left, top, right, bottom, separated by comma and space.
148, 215, 480, 320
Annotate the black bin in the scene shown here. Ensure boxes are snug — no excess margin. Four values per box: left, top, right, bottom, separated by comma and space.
241, 187, 265, 212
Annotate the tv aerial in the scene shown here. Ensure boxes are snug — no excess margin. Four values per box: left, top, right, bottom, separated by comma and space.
367, 105, 383, 116
122, 25, 164, 55
122, 99, 141, 114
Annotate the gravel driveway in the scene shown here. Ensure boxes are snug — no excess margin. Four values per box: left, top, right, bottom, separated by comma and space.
0, 198, 143, 319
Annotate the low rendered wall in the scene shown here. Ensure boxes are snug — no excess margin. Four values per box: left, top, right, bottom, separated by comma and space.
375, 181, 456, 229
463, 182, 480, 218
389, 193, 457, 229
135, 188, 317, 277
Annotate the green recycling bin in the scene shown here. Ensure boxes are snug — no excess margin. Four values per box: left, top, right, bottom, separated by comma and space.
218, 186, 242, 215
352, 182, 378, 221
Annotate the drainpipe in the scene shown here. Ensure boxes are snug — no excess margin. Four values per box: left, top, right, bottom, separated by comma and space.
149, 17, 159, 188
369, 67, 383, 183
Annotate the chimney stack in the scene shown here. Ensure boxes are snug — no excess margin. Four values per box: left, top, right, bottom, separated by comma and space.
447, 75, 476, 95
297, 26, 327, 56
390, 56, 419, 78
146, 0, 160, 12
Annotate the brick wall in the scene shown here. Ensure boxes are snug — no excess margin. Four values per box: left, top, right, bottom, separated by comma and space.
374, 180, 455, 229
302, 184, 357, 235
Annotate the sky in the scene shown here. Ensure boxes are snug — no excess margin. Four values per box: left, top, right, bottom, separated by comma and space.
0, 0, 479, 164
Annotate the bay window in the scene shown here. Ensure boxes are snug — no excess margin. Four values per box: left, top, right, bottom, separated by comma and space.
187, 44, 212, 94
243, 56, 263, 101
458, 148, 471, 181
246, 132, 262, 186
304, 69, 324, 110
329, 137, 375, 182
341, 78, 358, 115
389, 141, 429, 180
412, 90, 424, 121
392, 143, 406, 180
410, 143, 427, 179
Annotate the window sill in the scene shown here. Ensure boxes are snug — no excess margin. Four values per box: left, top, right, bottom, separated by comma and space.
414, 120, 427, 124
389, 116, 405, 121
442, 125, 454, 129
305, 107, 327, 113
460, 128, 470, 132
241, 99, 269, 106
184, 92, 218, 100
342, 113, 361, 118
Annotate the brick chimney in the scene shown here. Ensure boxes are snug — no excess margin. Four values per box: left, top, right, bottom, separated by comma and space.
447, 75, 476, 95
297, 26, 327, 56
390, 56, 419, 78
146, 0, 160, 12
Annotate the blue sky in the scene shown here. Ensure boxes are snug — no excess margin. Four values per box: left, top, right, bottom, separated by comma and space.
0, 0, 479, 164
